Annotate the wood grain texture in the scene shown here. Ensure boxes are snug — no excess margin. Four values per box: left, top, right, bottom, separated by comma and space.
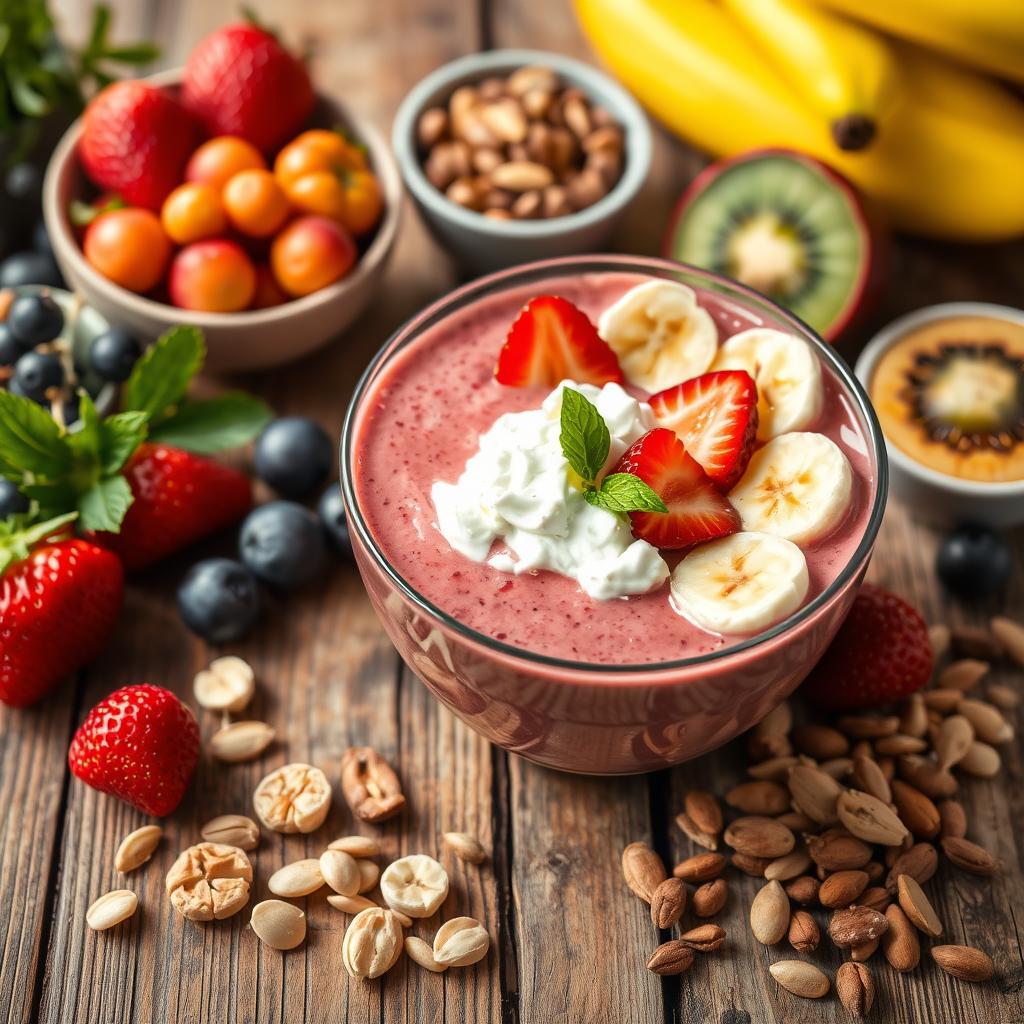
4, 0, 1022, 1022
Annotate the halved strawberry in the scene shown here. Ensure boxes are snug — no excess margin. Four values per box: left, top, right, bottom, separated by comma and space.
495, 295, 624, 388
649, 371, 759, 491
615, 428, 740, 549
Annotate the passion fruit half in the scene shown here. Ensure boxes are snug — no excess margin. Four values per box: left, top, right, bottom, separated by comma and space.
664, 149, 882, 341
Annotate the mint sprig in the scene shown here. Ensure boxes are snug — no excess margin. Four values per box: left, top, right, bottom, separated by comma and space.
559, 388, 667, 517
0, 325, 271, 534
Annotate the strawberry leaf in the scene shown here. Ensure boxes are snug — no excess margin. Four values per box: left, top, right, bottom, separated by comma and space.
78, 475, 133, 533
559, 387, 609, 487
99, 411, 149, 475
0, 391, 72, 480
148, 393, 271, 453
123, 325, 205, 422
0, 512, 78, 575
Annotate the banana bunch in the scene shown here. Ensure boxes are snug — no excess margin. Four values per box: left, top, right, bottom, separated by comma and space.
573, 0, 1024, 241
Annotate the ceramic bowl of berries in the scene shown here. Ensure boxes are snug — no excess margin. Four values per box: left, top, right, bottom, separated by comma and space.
341, 254, 888, 774
855, 301, 1024, 528
392, 49, 652, 273
42, 22, 401, 373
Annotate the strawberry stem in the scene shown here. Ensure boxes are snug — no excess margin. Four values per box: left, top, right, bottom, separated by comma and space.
0, 512, 78, 576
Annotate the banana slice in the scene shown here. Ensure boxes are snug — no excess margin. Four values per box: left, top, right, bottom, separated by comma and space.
711, 328, 823, 439
380, 854, 449, 918
729, 432, 852, 545
670, 531, 809, 635
597, 280, 717, 393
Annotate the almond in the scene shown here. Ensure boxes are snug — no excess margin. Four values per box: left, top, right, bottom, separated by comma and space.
788, 909, 820, 952
764, 848, 812, 882
957, 698, 1014, 744
837, 789, 910, 846
898, 755, 958, 798
775, 810, 814, 832
937, 658, 989, 691
937, 800, 967, 839
673, 852, 726, 882
650, 877, 687, 929
731, 853, 772, 877
837, 714, 900, 739
784, 875, 820, 905
749, 880, 789, 945
935, 714, 974, 771
851, 938, 879, 962
991, 615, 1024, 665
941, 836, 999, 875
209, 720, 275, 763
819, 757, 855, 780
874, 733, 928, 756
787, 764, 841, 824
622, 842, 666, 902
985, 683, 1020, 711
836, 961, 874, 1018
114, 825, 162, 873
725, 780, 790, 815
818, 869, 869, 908
692, 878, 728, 917
951, 625, 1002, 659
890, 780, 940, 838
792, 723, 849, 760
885, 842, 938, 893
724, 816, 794, 858
748, 756, 799, 781
674, 811, 718, 851
808, 832, 873, 871
489, 160, 554, 192
86, 889, 138, 931
929, 623, 951, 660
896, 875, 942, 937
958, 741, 1000, 778
678, 923, 726, 952
828, 906, 888, 948
931, 944, 995, 982
899, 694, 928, 738
880, 904, 919, 971
684, 788, 724, 835
858, 886, 892, 913
749, 701, 793, 760
646, 940, 694, 976
769, 960, 830, 999
851, 754, 891, 803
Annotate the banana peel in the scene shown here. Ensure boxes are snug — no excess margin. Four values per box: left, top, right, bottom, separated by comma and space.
573, 0, 1024, 241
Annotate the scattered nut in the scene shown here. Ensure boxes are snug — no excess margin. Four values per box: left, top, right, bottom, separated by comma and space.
114, 825, 162, 873
86, 889, 138, 931
210, 720, 275, 763
254, 763, 331, 834
341, 747, 406, 823
166, 842, 252, 921
193, 656, 255, 712
433, 916, 490, 967
342, 907, 403, 979
320, 849, 360, 896
200, 814, 260, 851
380, 854, 449, 918
405, 934, 447, 972
269, 859, 325, 898
250, 900, 306, 950
443, 831, 487, 864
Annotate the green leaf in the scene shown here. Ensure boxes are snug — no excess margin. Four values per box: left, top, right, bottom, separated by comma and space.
98, 411, 148, 474
102, 44, 160, 64
148, 393, 272, 453
0, 391, 71, 479
123, 325, 205, 421
66, 390, 101, 457
77, 475, 132, 533
591, 473, 669, 514
0, 512, 77, 575
559, 388, 609, 486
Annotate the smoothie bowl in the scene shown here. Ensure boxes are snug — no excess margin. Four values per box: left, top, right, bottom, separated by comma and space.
341, 255, 886, 774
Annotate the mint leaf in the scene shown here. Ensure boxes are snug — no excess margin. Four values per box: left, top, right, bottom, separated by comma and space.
0, 391, 72, 479
591, 472, 669, 514
149, 393, 272, 453
77, 475, 133, 532
559, 388, 609, 485
66, 390, 101, 461
99, 411, 149, 474
123, 325, 205, 421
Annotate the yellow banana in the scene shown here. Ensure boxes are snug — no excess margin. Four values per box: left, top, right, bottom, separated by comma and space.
813, 0, 1024, 84
572, 0, 1024, 241
722, 0, 899, 151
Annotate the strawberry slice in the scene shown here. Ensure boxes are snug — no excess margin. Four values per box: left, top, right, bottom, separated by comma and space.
615, 428, 740, 549
649, 370, 759, 490
495, 295, 624, 388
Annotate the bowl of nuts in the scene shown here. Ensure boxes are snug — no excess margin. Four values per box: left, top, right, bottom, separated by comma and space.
392, 49, 652, 272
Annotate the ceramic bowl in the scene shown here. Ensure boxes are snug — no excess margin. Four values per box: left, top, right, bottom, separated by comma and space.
43, 69, 402, 374
855, 302, 1024, 528
392, 49, 652, 274
341, 255, 888, 775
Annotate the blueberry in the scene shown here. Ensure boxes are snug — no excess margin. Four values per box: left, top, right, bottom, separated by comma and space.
0, 323, 21, 366
8, 293, 64, 348
4, 163, 42, 205
318, 482, 352, 558
177, 558, 261, 643
0, 479, 29, 518
12, 351, 64, 403
936, 523, 1013, 599
0, 251, 64, 288
90, 328, 141, 382
253, 417, 333, 499
239, 500, 326, 589
31, 220, 52, 256
60, 392, 81, 427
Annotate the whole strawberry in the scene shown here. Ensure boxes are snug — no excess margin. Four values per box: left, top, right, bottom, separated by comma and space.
182, 22, 315, 154
94, 444, 253, 572
79, 81, 199, 210
0, 516, 123, 708
801, 583, 933, 711
68, 684, 200, 816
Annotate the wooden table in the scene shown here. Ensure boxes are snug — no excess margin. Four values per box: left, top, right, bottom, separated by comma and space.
3, 1, 1022, 1021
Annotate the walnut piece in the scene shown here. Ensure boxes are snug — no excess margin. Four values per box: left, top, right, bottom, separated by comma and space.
253, 762, 332, 834
166, 842, 253, 922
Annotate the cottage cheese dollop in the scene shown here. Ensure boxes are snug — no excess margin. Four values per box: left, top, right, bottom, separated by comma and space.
431, 381, 669, 600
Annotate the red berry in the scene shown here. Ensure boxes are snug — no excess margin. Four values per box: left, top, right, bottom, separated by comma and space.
0, 535, 123, 707
614, 428, 740, 549
79, 81, 199, 211
92, 444, 253, 572
495, 295, 624, 388
68, 684, 200, 816
801, 583, 933, 711
182, 22, 315, 154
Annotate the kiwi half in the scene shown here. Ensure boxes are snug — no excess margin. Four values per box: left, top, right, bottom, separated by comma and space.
664, 149, 878, 341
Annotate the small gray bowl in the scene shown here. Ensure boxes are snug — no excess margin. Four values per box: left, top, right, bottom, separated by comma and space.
392, 49, 652, 274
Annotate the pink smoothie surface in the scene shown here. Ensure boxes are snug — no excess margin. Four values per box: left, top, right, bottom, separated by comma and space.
352, 272, 877, 666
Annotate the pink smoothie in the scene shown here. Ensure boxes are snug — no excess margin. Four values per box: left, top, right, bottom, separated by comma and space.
352, 272, 876, 666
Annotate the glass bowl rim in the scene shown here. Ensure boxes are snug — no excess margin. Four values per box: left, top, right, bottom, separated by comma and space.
340, 253, 888, 675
